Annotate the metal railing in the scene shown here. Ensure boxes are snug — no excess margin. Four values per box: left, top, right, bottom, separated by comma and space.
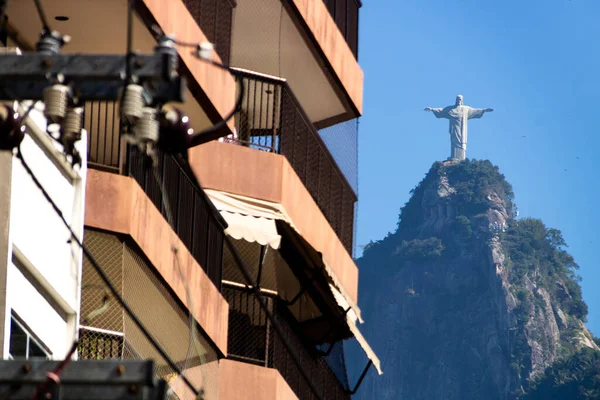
84, 100, 122, 171
182, 0, 236, 64
83, 104, 224, 290
223, 285, 351, 400
235, 71, 357, 253
127, 147, 225, 291
322, 0, 360, 59
78, 326, 124, 360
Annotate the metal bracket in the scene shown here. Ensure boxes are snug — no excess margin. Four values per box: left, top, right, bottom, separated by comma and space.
346, 359, 373, 395
0, 359, 167, 399
0, 53, 185, 103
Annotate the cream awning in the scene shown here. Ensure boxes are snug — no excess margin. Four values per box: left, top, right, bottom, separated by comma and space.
205, 189, 363, 321
205, 189, 293, 250
330, 284, 382, 375
204, 189, 379, 371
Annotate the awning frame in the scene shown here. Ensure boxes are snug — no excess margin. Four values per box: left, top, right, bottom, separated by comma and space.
205, 189, 382, 378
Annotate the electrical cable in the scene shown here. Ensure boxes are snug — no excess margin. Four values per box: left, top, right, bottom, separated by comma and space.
187, 75, 244, 147
125, 0, 134, 84
14, 146, 200, 398
33, 0, 50, 33
152, 165, 207, 400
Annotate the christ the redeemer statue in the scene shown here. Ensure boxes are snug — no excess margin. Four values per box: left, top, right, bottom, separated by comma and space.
425, 95, 493, 161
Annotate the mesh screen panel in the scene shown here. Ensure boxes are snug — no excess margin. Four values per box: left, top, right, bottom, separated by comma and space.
318, 119, 358, 195
223, 285, 351, 400
321, 0, 360, 59
224, 71, 357, 253
183, 0, 234, 65
127, 147, 224, 291
79, 228, 220, 400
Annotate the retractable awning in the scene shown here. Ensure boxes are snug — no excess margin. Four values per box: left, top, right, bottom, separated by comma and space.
204, 189, 381, 374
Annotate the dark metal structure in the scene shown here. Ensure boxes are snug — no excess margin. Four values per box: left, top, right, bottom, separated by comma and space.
0, 359, 167, 400
183, 0, 236, 65
224, 285, 351, 400
127, 147, 225, 290
322, 0, 361, 59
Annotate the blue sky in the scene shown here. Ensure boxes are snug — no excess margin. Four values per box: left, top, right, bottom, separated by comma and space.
356, 0, 600, 335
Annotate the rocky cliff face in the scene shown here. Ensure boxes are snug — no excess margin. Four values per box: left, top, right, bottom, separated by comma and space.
353, 160, 597, 400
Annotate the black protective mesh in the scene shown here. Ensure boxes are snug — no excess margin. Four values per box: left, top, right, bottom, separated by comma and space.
321, 0, 361, 59
278, 86, 356, 254
183, 0, 235, 64
318, 119, 358, 195
79, 228, 220, 400
223, 285, 351, 400
222, 71, 357, 254
127, 147, 224, 291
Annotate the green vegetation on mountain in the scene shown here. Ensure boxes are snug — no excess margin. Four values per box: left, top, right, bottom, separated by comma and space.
355, 159, 597, 400
523, 348, 600, 400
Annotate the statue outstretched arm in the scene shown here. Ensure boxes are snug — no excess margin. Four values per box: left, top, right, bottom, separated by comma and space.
468, 107, 494, 119
424, 107, 448, 118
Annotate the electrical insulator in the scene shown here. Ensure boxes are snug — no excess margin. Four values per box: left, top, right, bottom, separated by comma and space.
36, 30, 71, 54
154, 35, 178, 79
197, 42, 215, 62
120, 84, 145, 125
61, 107, 84, 167
43, 84, 70, 123
62, 107, 84, 138
134, 107, 159, 157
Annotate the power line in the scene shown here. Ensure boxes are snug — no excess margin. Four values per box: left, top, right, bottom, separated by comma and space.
14, 146, 200, 397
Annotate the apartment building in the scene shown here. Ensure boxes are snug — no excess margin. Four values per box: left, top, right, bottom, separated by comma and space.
0, 102, 86, 363
2, 0, 379, 398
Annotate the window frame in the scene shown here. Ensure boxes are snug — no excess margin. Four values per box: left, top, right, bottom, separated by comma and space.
8, 312, 53, 360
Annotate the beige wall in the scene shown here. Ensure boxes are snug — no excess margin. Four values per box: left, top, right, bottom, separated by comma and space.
189, 142, 359, 302
219, 360, 297, 400
84, 170, 229, 354
287, 0, 364, 116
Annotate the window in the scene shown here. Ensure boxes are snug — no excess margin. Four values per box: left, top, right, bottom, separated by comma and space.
8, 313, 52, 359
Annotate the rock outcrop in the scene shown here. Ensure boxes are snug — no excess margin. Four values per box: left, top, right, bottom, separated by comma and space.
352, 160, 596, 400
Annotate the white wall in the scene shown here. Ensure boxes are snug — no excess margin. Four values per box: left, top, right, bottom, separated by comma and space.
3, 102, 87, 359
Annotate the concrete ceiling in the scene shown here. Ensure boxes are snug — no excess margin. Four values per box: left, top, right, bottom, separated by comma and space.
6, 0, 211, 133
230, 0, 346, 125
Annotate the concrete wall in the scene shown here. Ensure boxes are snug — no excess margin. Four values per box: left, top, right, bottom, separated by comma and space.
189, 141, 359, 302
219, 359, 298, 400
0, 104, 86, 359
84, 169, 229, 355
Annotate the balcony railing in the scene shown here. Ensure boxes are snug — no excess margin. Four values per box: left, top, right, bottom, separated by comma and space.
223, 285, 351, 400
322, 0, 360, 59
83, 102, 224, 290
182, 0, 236, 64
78, 326, 124, 360
235, 71, 357, 254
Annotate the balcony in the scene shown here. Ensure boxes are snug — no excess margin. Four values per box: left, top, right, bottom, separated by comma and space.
84, 110, 225, 291
322, 0, 361, 59
223, 285, 351, 400
77, 228, 222, 399
227, 70, 357, 254
231, 0, 364, 127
